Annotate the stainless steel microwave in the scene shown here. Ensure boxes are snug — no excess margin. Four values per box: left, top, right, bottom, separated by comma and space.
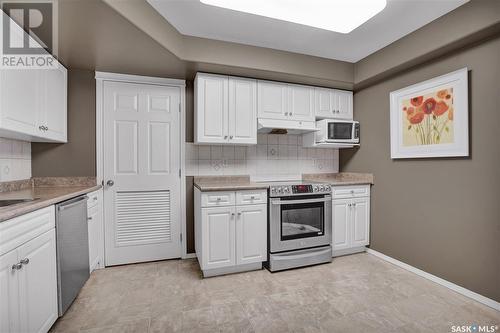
315, 119, 360, 144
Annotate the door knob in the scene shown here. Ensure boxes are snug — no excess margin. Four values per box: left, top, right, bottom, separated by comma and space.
12, 263, 22, 270
106, 180, 114, 187
20, 258, 29, 265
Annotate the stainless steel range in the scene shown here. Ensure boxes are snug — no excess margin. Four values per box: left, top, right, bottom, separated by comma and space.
266, 181, 332, 272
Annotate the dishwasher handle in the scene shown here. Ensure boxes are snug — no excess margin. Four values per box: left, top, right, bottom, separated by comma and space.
58, 195, 88, 211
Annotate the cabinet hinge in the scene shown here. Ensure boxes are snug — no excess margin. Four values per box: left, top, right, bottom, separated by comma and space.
179, 103, 181, 113
180, 233, 183, 242
179, 169, 181, 178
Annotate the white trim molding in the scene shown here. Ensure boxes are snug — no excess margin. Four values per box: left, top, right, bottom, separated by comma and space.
95, 71, 188, 261
366, 249, 500, 311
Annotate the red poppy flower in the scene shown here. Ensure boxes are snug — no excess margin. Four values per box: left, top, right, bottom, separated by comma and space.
422, 98, 437, 114
433, 101, 449, 116
408, 111, 425, 124
437, 89, 448, 99
406, 106, 415, 116
410, 96, 423, 107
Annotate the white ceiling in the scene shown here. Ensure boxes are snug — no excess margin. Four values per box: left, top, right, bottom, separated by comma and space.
147, 0, 469, 63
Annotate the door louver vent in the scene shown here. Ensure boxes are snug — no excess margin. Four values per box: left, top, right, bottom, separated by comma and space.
115, 190, 171, 246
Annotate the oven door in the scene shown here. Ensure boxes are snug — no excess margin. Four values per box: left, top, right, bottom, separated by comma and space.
270, 195, 332, 253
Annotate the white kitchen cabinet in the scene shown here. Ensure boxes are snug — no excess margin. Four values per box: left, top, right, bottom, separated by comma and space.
195, 73, 228, 144
332, 199, 351, 251
287, 84, 314, 121
195, 73, 256, 145
314, 88, 353, 120
195, 188, 267, 277
351, 197, 370, 247
87, 190, 104, 272
257, 81, 288, 120
0, 14, 67, 143
0, 206, 58, 333
332, 185, 370, 256
0, 249, 20, 333
201, 206, 236, 270
41, 62, 68, 142
236, 204, 267, 265
229, 77, 257, 144
18, 230, 58, 333
258, 80, 314, 123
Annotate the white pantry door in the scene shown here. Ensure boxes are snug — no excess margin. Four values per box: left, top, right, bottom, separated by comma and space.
103, 81, 181, 266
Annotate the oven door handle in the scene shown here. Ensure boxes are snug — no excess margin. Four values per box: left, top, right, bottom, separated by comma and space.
271, 196, 331, 205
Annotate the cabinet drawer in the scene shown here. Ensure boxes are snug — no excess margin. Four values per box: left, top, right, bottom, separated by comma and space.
332, 185, 370, 199
87, 190, 100, 209
0, 206, 55, 257
236, 190, 267, 206
201, 191, 236, 207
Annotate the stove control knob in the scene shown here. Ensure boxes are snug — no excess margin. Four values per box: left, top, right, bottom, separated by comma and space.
277, 187, 282, 193
319, 185, 324, 192
284, 187, 290, 193
325, 185, 331, 192
313, 185, 319, 192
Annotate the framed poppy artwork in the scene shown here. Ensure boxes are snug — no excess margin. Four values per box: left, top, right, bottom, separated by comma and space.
390, 67, 469, 159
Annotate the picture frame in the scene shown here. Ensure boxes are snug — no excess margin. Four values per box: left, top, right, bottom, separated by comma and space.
390, 67, 469, 159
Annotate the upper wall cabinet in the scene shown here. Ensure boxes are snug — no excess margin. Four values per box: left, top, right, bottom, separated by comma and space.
314, 88, 353, 120
195, 73, 257, 145
0, 14, 67, 143
258, 81, 314, 122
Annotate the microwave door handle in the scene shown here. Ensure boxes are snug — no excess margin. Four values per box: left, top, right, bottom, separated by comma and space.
272, 197, 331, 205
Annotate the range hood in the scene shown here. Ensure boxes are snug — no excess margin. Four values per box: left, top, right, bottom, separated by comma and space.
257, 118, 318, 135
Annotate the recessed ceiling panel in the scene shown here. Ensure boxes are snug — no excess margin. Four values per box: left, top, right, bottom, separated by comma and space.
147, 0, 469, 62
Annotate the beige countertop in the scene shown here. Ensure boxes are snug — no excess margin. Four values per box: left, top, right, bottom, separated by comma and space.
194, 173, 373, 192
0, 178, 101, 223
194, 176, 269, 192
302, 172, 374, 186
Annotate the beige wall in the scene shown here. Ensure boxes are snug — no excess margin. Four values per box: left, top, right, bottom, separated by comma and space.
340, 35, 500, 302
32, 69, 96, 177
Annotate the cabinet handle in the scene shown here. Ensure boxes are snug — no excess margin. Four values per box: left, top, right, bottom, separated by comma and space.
224, 136, 228, 139
285, 112, 288, 116
12, 263, 22, 270
289, 112, 293, 116
20, 258, 29, 265
231, 213, 235, 217
88, 217, 93, 220
229, 136, 233, 139
353, 203, 357, 207
250, 196, 255, 199
216, 197, 221, 201
237, 212, 242, 216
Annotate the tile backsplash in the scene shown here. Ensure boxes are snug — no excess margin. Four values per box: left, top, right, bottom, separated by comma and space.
186, 134, 338, 180
0, 138, 31, 181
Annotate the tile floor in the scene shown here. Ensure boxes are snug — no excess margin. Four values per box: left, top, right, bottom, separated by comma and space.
50, 253, 499, 333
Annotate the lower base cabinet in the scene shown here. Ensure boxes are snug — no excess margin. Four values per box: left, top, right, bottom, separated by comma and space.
195, 189, 267, 277
87, 190, 104, 272
332, 185, 370, 256
0, 206, 58, 333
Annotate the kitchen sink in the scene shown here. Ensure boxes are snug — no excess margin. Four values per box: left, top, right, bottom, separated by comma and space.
0, 198, 39, 207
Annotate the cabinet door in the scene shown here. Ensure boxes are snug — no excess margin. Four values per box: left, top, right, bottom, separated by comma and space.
315, 88, 334, 118
0, 249, 20, 333
41, 64, 67, 142
334, 90, 353, 120
257, 81, 288, 120
332, 199, 351, 252
288, 84, 314, 122
18, 229, 58, 333
88, 204, 100, 272
228, 77, 257, 144
201, 206, 236, 270
236, 204, 267, 265
0, 68, 41, 136
195, 74, 229, 144
351, 197, 370, 247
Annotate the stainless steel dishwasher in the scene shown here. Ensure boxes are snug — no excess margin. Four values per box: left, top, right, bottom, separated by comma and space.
55, 195, 90, 316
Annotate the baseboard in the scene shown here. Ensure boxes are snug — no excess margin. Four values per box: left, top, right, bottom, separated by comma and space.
366, 249, 500, 311
183, 253, 197, 259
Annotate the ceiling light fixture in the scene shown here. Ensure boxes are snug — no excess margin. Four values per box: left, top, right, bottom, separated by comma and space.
199, 0, 387, 33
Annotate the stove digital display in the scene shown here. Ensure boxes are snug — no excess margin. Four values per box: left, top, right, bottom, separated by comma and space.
292, 185, 312, 193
